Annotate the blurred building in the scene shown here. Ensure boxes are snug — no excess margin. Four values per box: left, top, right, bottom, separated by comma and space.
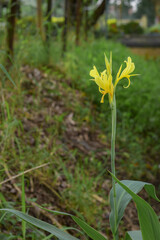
107, 1, 148, 29
108, 1, 133, 20
108, 0, 160, 27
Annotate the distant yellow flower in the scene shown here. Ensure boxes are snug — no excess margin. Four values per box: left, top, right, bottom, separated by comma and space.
90, 54, 138, 103
51, 17, 64, 23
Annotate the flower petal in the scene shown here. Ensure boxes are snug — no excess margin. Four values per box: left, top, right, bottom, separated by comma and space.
90, 66, 99, 78
115, 64, 122, 85
115, 56, 137, 88
123, 76, 131, 88
100, 93, 106, 103
104, 53, 112, 76
94, 76, 105, 90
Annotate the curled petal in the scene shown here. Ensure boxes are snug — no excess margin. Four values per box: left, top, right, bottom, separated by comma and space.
123, 76, 130, 88
100, 90, 113, 103
100, 93, 106, 103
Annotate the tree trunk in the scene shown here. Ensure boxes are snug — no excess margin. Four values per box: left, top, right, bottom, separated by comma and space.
75, 0, 82, 45
17, 0, 21, 19
105, 0, 109, 38
67, 0, 71, 29
45, 0, 52, 41
6, 0, 18, 64
36, 0, 45, 41
69, 0, 76, 24
0, 2, 2, 18
84, 0, 92, 41
84, 9, 88, 41
88, 0, 106, 28
62, 0, 69, 54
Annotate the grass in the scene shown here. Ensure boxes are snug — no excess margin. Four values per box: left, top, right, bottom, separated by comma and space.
13, 32, 160, 150
21, 174, 26, 239
0, 28, 160, 238
0, 61, 110, 238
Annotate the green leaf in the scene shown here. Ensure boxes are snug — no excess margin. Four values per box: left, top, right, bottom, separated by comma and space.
125, 231, 142, 240
72, 216, 107, 240
110, 173, 160, 240
109, 179, 160, 234
0, 209, 79, 240
38, 207, 107, 240
0, 233, 19, 240
0, 64, 16, 87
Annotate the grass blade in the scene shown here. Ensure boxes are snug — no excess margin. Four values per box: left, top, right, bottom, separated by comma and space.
21, 174, 26, 240
0, 64, 16, 87
38, 207, 107, 240
0, 209, 79, 240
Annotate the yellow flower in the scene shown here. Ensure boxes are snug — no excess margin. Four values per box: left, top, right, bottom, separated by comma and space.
90, 54, 138, 103
90, 65, 113, 103
115, 57, 138, 88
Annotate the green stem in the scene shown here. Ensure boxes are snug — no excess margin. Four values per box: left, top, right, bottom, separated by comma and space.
111, 94, 118, 240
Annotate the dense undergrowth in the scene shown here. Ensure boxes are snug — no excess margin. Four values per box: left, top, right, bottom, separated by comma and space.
0, 29, 160, 239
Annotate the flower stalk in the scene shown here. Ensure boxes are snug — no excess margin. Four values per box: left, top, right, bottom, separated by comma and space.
111, 94, 118, 240
89, 53, 138, 240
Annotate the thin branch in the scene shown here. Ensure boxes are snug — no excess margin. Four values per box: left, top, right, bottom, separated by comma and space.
0, 162, 50, 185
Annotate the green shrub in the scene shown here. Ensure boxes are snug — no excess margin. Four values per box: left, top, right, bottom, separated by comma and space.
120, 21, 144, 35
148, 23, 160, 33
17, 16, 36, 35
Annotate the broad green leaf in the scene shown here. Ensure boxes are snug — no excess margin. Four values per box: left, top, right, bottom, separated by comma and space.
0, 64, 16, 87
0, 209, 79, 240
38, 207, 107, 240
110, 173, 160, 240
109, 179, 160, 234
125, 231, 142, 240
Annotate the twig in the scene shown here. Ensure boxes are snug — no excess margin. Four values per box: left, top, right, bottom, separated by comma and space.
0, 162, 50, 185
